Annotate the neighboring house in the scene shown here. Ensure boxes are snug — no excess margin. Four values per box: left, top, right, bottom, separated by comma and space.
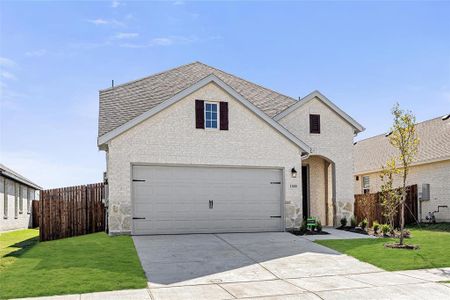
353, 115, 450, 222
97, 62, 364, 235
0, 164, 41, 231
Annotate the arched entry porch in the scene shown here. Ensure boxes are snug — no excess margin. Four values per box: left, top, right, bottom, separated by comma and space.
302, 155, 336, 226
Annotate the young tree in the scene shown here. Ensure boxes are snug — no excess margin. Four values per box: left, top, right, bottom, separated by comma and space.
379, 158, 401, 232
388, 103, 419, 245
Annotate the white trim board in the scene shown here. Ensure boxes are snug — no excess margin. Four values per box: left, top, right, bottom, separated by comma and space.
273, 90, 365, 133
98, 74, 311, 153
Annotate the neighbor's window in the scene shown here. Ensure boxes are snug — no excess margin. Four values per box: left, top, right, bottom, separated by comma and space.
362, 176, 370, 194
205, 102, 219, 129
27, 188, 32, 214
2, 178, 7, 219
19, 185, 23, 214
309, 114, 321, 134
14, 183, 19, 219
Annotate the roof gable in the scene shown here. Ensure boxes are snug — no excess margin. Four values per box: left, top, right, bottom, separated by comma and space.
98, 62, 296, 137
273, 90, 365, 133
98, 74, 311, 153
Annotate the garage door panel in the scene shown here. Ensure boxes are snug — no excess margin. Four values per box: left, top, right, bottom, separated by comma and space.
132, 165, 283, 235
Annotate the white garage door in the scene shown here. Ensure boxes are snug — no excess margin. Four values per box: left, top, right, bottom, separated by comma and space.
132, 165, 283, 235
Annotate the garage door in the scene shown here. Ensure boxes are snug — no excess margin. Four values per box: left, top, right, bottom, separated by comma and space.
132, 165, 283, 235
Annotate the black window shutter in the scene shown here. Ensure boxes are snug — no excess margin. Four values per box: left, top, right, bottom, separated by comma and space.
195, 100, 204, 129
309, 114, 320, 134
220, 102, 228, 130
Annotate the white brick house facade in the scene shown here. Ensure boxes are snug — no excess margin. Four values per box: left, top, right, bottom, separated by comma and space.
98, 62, 364, 234
106, 83, 303, 234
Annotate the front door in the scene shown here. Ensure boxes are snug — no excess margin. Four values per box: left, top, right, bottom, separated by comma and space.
302, 165, 309, 219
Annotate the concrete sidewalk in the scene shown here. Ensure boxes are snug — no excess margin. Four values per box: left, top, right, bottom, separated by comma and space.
14, 268, 450, 299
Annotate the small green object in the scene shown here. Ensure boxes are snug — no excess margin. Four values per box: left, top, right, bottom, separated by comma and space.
307, 217, 318, 230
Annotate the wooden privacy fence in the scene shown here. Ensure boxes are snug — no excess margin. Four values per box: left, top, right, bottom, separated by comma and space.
31, 200, 40, 228
39, 183, 105, 241
354, 184, 418, 228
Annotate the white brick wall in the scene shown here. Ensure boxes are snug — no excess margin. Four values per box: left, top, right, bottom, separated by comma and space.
277, 97, 357, 222
354, 160, 450, 222
106, 82, 303, 234
0, 175, 36, 232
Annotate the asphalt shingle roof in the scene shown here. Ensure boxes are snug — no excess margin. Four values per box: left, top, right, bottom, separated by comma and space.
98, 62, 297, 137
353, 115, 450, 174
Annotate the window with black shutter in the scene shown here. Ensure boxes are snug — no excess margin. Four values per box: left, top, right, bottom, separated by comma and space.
309, 114, 320, 134
195, 100, 228, 130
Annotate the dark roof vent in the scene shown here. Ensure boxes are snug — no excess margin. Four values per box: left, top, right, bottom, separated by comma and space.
442, 114, 450, 121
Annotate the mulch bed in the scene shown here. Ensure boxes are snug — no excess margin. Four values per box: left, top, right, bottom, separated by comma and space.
384, 243, 419, 250
336, 226, 369, 235
288, 230, 330, 236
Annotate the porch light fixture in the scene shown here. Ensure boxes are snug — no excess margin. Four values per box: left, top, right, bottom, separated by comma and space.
291, 167, 297, 178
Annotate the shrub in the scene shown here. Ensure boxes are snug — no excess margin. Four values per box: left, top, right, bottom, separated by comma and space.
381, 224, 390, 236
340, 217, 347, 227
300, 219, 307, 232
316, 220, 322, 232
373, 221, 380, 234
360, 218, 368, 230
350, 216, 357, 228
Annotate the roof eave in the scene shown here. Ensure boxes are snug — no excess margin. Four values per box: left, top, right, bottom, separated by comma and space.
0, 170, 42, 190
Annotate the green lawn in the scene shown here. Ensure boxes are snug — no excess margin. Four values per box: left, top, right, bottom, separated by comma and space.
317, 224, 450, 271
0, 229, 147, 299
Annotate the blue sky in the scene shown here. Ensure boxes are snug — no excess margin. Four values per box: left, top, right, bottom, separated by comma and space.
1, 1, 449, 188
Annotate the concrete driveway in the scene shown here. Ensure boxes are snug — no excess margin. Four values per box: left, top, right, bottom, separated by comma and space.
132, 232, 449, 299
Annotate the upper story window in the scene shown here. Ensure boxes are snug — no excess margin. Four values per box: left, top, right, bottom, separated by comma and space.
205, 102, 219, 129
309, 114, 320, 134
362, 176, 370, 194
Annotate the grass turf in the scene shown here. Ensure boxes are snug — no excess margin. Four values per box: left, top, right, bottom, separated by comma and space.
0, 229, 147, 299
316, 224, 450, 271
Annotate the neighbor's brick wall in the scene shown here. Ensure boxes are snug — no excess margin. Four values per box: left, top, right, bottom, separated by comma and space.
278, 97, 357, 223
106, 82, 303, 234
354, 159, 450, 222
0, 175, 36, 232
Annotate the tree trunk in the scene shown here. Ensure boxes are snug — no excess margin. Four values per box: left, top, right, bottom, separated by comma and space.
400, 172, 407, 245
400, 200, 405, 245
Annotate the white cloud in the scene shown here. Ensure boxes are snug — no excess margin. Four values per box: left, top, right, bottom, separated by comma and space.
152, 37, 174, 46
113, 32, 139, 39
111, 0, 121, 8
87, 18, 124, 27
25, 49, 47, 57
120, 36, 198, 48
1, 71, 17, 80
0, 57, 16, 68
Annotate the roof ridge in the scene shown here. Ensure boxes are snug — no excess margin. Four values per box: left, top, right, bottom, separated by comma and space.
195, 61, 297, 103
99, 61, 201, 92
